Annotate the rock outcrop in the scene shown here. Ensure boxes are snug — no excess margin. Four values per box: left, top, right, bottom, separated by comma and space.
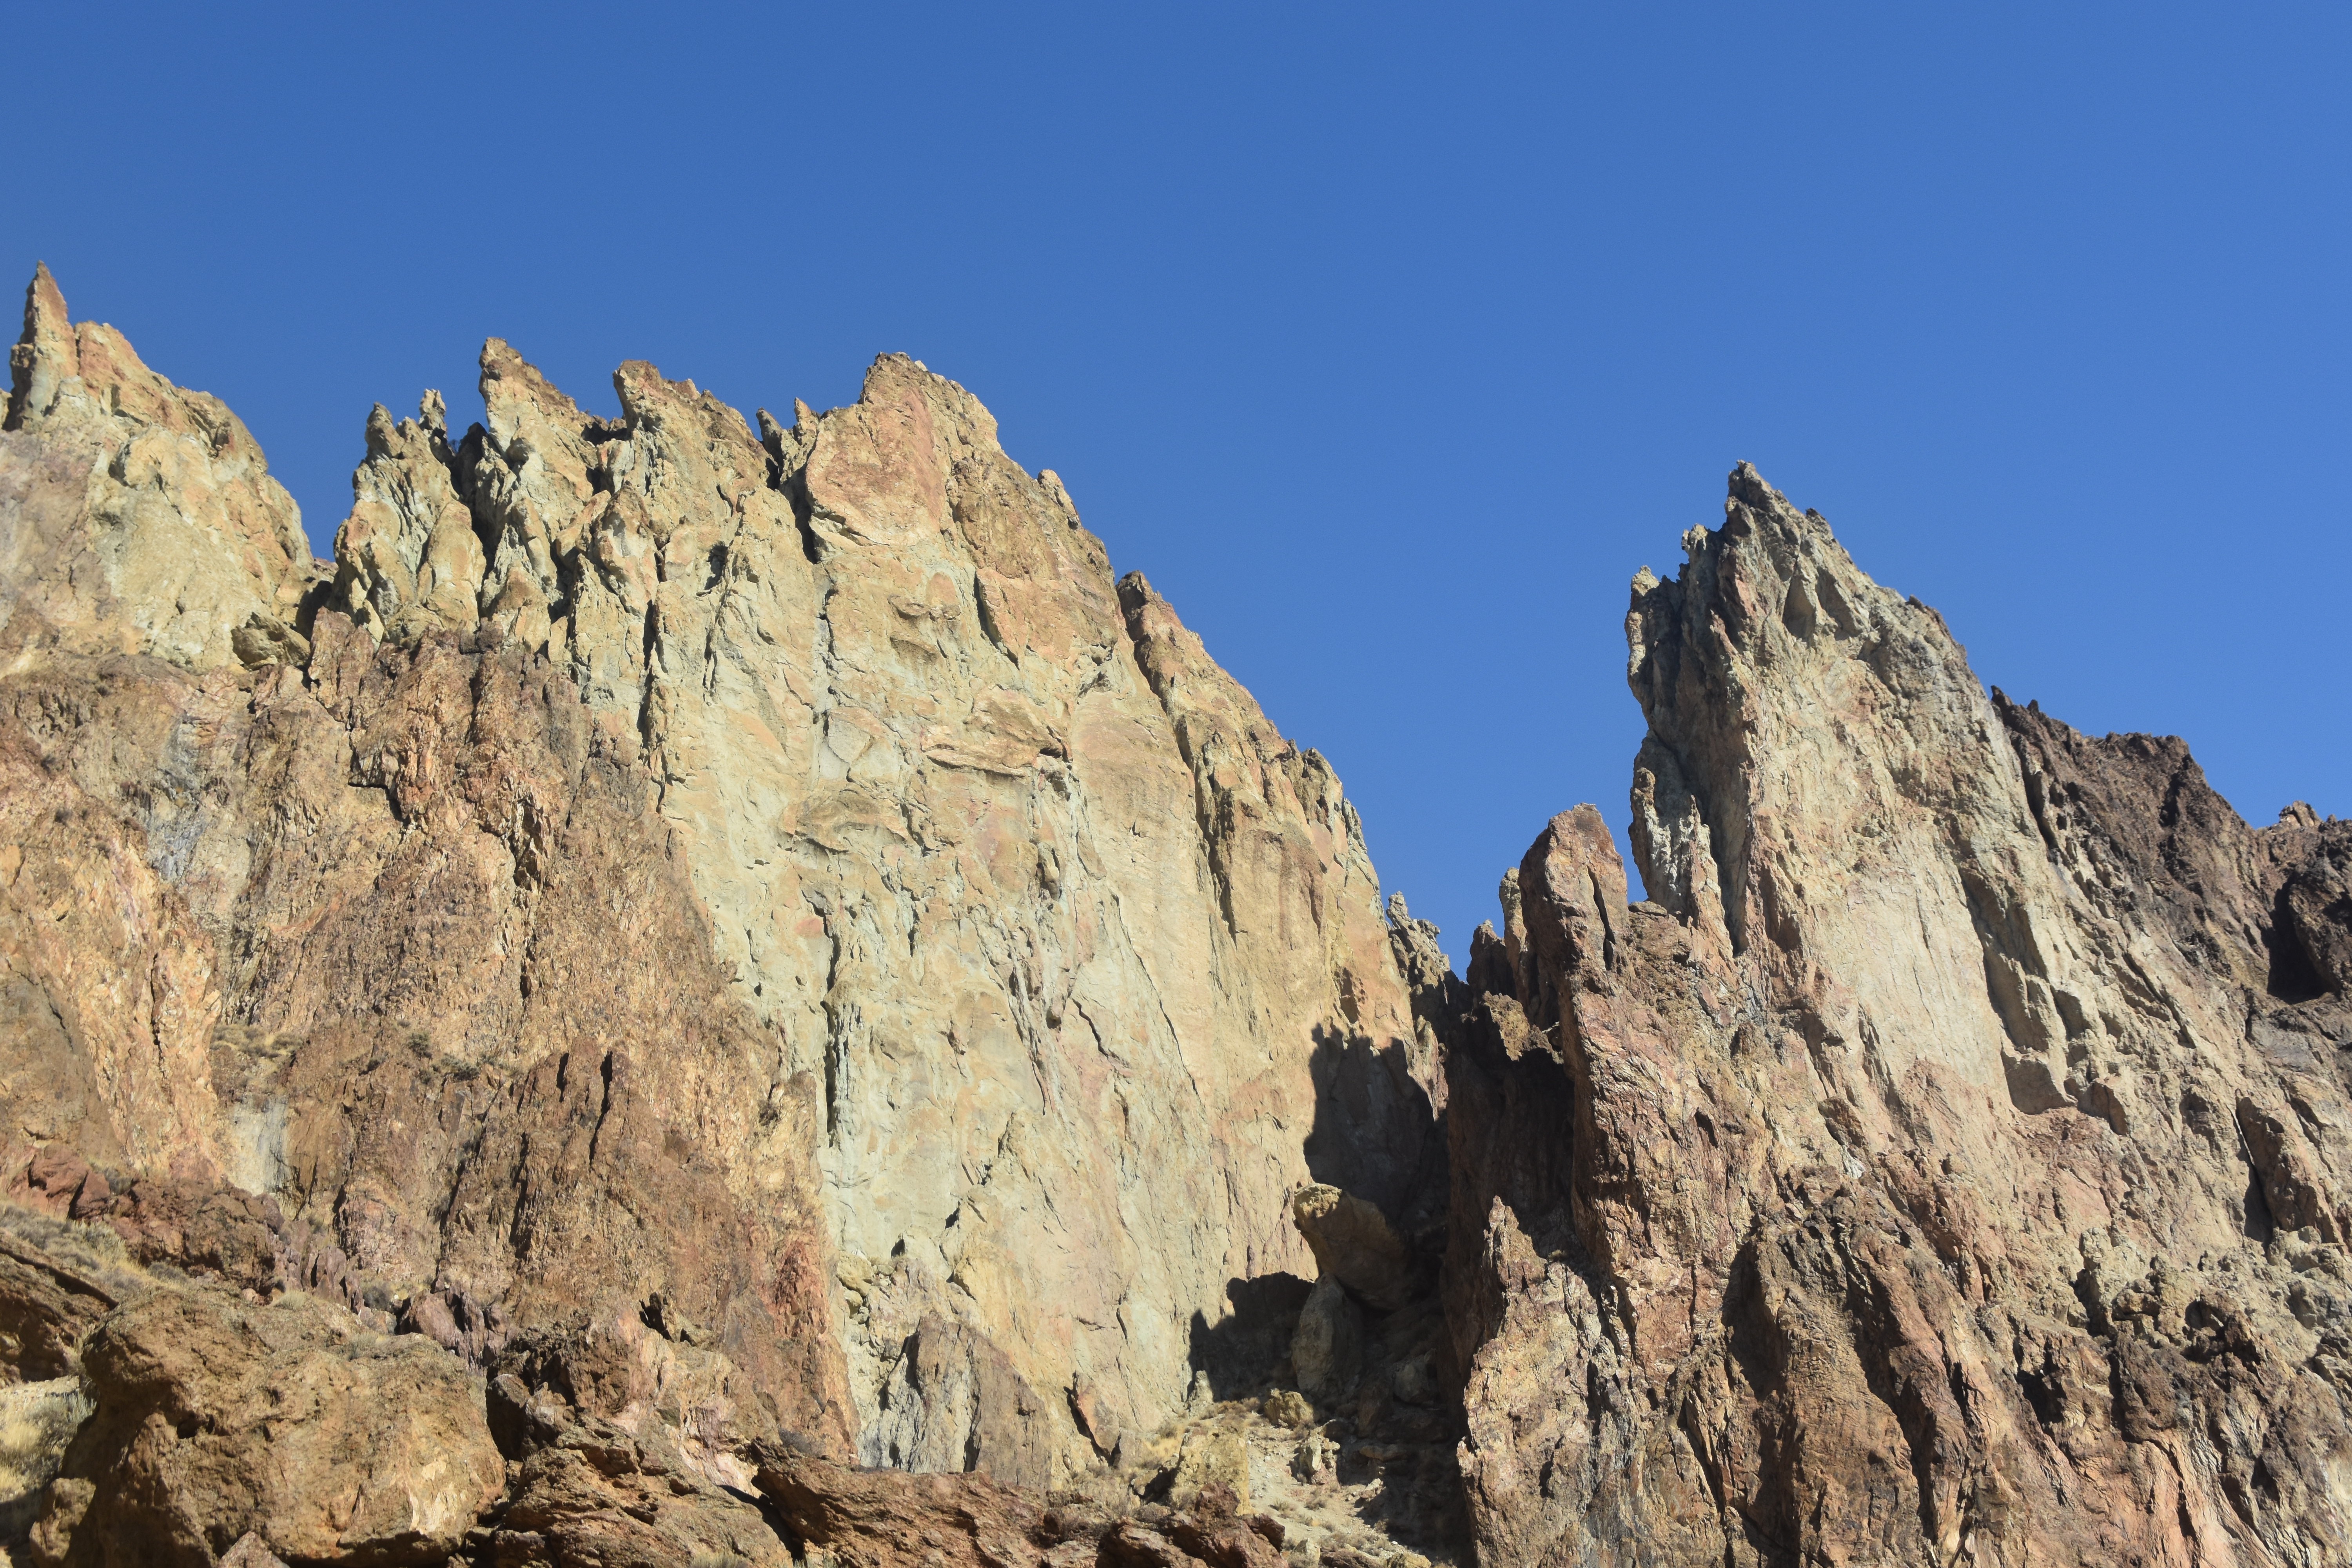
0, 267, 1444, 1563
4, 264, 2347, 1566
1440, 465, 2352, 1565
2, 265, 314, 671
37, 1281, 506, 1566
310, 318, 1440, 1484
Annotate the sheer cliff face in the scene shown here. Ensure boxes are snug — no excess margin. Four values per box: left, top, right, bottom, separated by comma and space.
334, 335, 1436, 1477
8, 262, 2351, 1568
0, 268, 1432, 1510
1446, 465, 2352, 1565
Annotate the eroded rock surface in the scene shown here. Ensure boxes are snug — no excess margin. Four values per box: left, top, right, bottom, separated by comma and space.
0, 267, 1439, 1561
303, 315, 1437, 1485
34, 1282, 506, 1567
1, 265, 315, 671
5, 261, 2348, 1567
1441, 464, 2352, 1565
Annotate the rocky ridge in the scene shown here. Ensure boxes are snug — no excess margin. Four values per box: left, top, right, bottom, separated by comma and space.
0, 267, 1449, 1564
1439, 468, 2352, 1564
2, 267, 2348, 1565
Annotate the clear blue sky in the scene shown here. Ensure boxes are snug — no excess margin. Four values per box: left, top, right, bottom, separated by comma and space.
10, 5, 2347, 963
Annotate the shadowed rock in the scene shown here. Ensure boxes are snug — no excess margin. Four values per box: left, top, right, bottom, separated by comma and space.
1290, 1185, 1413, 1311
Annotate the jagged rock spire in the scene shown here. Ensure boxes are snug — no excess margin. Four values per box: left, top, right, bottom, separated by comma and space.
5, 262, 76, 430
0, 265, 316, 667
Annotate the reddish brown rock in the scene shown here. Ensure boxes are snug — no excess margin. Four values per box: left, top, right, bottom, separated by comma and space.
11, 261, 2349, 1568
0, 269, 1439, 1556
5, 1148, 109, 1223
474, 1302, 806, 1565
751, 1438, 1050, 1566
0, 1228, 119, 1383
96, 1177, 283, 1292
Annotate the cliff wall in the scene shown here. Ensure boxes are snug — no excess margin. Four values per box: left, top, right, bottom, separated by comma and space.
3, 268, 2347, 1567
1443, 465, 2352, 1564
0, 268, 1439, 1563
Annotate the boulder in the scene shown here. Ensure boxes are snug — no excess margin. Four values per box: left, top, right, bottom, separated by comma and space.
1289, 1184, 1413, 1311
479, 1305, 796, 1566
1289, 1279, 1362, 1404
1167, 1424, 1250, 1512
750, 1437, 1049, 1567
0, 1377, 89, 1543
29, 1285, 503, 1566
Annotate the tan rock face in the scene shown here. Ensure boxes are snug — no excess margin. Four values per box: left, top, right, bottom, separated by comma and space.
1, 266, 318, 671
9, 263, 2346, 1568
1290, 1185, 1412, 1312
0, 608, 851, 1435
1441, 464, 2352, 1565
0, 263, 1434, 1558
302, 330, 1434, 1480
330, 396, 483, 644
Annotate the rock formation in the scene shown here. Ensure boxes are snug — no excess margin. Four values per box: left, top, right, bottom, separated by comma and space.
0, 267, 1447, 1564
1441, 466, 2352, 1564
2, 265, 314, 671
318, 320, 1443, 1486
2, 266, 2346, 1566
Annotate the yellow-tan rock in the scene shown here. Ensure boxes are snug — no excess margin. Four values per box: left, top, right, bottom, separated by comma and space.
13, 261, 2345, 1568
0, 265, 1436, 1552
1, 265, 319, 671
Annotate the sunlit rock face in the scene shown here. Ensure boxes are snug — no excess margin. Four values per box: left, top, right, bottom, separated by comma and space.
0, 265, 1438, 1541
6, 263, 2347, 1567
333, 331, 1441, 1483
1441, 464, 2352, 1566
2, 263, 314, 672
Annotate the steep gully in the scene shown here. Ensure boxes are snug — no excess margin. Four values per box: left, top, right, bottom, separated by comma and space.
0, 265, 2346, 1565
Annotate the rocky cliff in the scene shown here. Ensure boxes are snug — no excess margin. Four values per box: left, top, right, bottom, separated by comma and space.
0, 267, 1450, 1566
1443, 466, 2352, 1564
2, 268, 2346, 1566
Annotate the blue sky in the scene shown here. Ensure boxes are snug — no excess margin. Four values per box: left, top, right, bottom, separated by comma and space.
9, 4, 2347, 962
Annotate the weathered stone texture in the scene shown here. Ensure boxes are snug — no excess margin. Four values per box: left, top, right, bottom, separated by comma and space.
2, 266, 315, 671
32, 1283, 506, 1566
0, 267, 1434, 1561
7, 262, 2348, 1568
312, 333, 1430, 1481
1441, 464, 2352, 1565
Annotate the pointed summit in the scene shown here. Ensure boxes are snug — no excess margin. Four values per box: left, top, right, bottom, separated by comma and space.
0, 263, 317, 664
5, 263, 78, 430
478, 336, 584, 440
1726, 457, 1779, 509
